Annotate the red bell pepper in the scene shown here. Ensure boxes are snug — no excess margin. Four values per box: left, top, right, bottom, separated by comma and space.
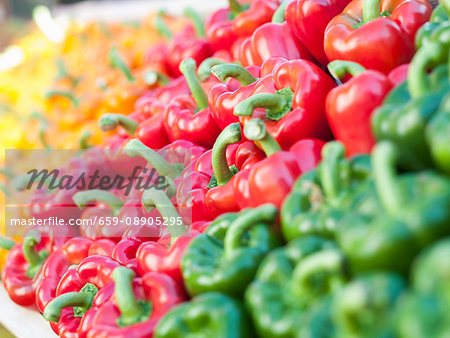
323, 0, 432, 74
163, 58, 221, 148
43, 255, 121, 337
235, 118, 325, 209
234, 57, 335, 149
325, 60, 409, 156
81, 267, 186, 338
285, 0, 352, 65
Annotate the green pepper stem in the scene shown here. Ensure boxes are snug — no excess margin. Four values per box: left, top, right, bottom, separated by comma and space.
224, 204, 278, 258
143, 70, 170, 86
125, 139, 183, 179
320, 142, 349, 206
141, 188, 187, 243
43, 283, 98, 322
109, 47, 135, 82
292, 249, 348, 304
113, 267, 152, 327
408, 42, 446, 98
272, 0, 289, 23
243, 118, 281, 156
73, 190, 124, 216
184, 7, 205, 37
0, 237, 16, 250
179, 58, 209, 110
45, 91, 80, 108
198, 58, 227, 82
99, 113, 138, 135
234, 92, 291, 119
211, 64, 257, 86
23, 230, 48, 278
155, 11, 173, 39
327, 61, 367, 81
363, 0, 382, 23
229, 0, 248, 15
372, 142, 402, 215
212, 123, 242, 186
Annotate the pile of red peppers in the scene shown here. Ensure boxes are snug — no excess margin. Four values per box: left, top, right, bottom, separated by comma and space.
2, 0, 450, 337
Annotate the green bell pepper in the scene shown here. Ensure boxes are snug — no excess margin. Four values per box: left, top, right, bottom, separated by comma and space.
245, 235, 349, 337
426, 93, 450, 175
281, 141, 372, 241
332, 272, 406, 338
181, 204, 282, 297
154, 292, 255, 338
415, 5, 449, 49
337, 142, 450, 274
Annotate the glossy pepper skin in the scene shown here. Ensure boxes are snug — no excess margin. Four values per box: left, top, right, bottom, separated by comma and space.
285, 0, 351, 65
326, 61, 408, 157
235, 57, 335, 149
155, 292, 254, 338
415, 5, 449, 50
84, 267, 185, 338
163, 58, 221, 148
372, 40, 450, 170
333, 272, 406, 338
245, 235, 349, 337
324, 0, 432, 74
396, 238, 450, 337
181, 204, 281, 297
337, 142, 450, 275
281, 142, 372, 242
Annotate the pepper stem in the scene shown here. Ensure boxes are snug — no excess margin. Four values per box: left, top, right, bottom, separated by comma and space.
184, 7, 205, 37
229, 0, 248, 16
198, 58, 227, 82
272, 0, 289, 23
125, 139, 184, 179
0, 237, 16, 250
45, 91, 80, 108
23, 230, 49, 279
408, 42, 446, 98
43, 283, 98, 322
212, 123, 242, 186
179, 58, 209, 110
109, 47, 135, 82
224, 204, 278, 259
234, 90, 293, 119
372, 142, 402, 216
113, 267, 152, 327
211, 64, 257, 86
141, 188, 187, 243
99, 113, 138, 135
319, 142, 350, 207
363, 0, 382, 23
243, 118, 281, 156
79, 131, 92, 149
328, 61, 367, 81
143, 70, 170, 86
73, 190, 124, 216
155, 11, 173, 40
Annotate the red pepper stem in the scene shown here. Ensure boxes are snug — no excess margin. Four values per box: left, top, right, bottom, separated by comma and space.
179, 58, 209, 110
291, 249, 348, 303
141, 188, 187, 243
183, 7, 205, 37
234, 92, 291, 118
45, 91, 80, 107
408, 41, 446, 98
23, 230, 48, 278
372, 142, 402, 216
212, 123, 242, 186
243, 118, 281, 156
272, 0, 289, 23
113, 267, 152, 327
73, 190, 124, 216
143, 70, 170, 86
198, 58, 227, 82
229, 0, 247, 15
43, 283, 98, 322
155, 11, 173, 40
124, 139, 183, 179
211, 64, 257, 86
224, 204, 277, 259
363, 0, 382, 23
109, 47, 135, 82
0, 237, 16, 250
99, 113, 138, 135
327, 60, 366, 80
